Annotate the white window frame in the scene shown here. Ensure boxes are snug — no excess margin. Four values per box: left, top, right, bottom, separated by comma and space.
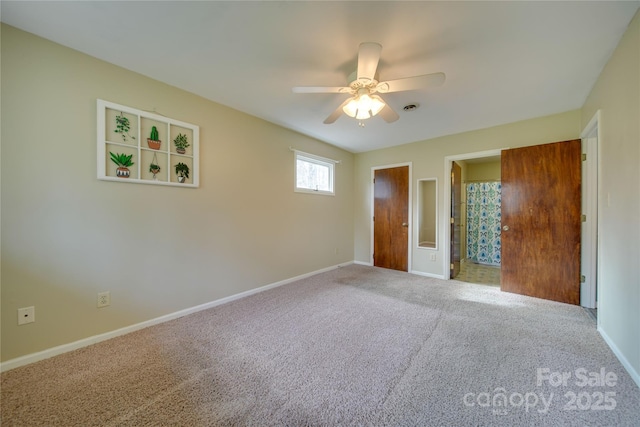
293, 150, 336, 196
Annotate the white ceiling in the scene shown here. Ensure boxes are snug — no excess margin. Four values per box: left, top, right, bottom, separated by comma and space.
2, 1, 638, 153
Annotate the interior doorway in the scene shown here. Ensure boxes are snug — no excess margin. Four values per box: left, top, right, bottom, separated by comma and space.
444, 150, 503, 286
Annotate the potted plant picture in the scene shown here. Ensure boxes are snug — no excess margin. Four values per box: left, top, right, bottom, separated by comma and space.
114, 113, 136, 142
110, 152, 135, 178
147, 125, 161, 150
173, 133, 190, 154
149, 163, 161, 180
175, 162, 190, 183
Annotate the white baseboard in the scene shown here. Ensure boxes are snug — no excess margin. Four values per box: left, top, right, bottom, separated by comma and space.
355, 262, 445, 280
410, 270, 446, 279
598, 326, 640, 389
0, 262, 354, 373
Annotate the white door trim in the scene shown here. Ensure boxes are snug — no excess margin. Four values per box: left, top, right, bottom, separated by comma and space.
580, 110, 601, 309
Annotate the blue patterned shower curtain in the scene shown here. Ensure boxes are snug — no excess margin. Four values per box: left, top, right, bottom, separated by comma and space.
466, 182, 502, 266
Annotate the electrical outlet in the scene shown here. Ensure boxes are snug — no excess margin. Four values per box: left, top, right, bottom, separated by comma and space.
97, 291, 111, 308
18, 306, 35, 325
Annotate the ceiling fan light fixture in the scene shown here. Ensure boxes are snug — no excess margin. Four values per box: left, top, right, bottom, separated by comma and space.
343, 98, 359, 118
355, 108, 371, 120
358, 93, 373, 111
342, 92, 386, 120
370, 95, 386, 116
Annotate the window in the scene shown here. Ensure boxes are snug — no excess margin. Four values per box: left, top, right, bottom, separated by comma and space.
294, 151, 335, 195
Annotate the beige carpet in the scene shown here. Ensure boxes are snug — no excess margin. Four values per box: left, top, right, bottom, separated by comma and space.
2, 265, 639, 426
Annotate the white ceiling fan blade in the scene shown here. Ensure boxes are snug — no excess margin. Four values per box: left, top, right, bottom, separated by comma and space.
378, 103, 399, 123
357, 42, 382, 83
292, 86, 351, 94
323, 98, 352, 124
377, 72, 446, 93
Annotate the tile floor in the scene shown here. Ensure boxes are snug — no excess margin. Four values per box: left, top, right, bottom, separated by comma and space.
454, 261, 501, 286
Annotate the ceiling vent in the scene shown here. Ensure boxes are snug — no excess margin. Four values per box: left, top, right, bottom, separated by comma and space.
403, 104, 419, 112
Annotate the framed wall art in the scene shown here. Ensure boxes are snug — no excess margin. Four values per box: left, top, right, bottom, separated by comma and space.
97, 99, 199, 187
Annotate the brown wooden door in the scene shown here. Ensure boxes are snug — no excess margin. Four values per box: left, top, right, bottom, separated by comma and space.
501, 140, 581, 305
374, 166, 409, 271
450, 162, 462, 278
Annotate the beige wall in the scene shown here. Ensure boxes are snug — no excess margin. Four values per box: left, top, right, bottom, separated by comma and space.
466, 161, 501, 182
581, 11, 639, 381
0, 25, 354, 361
354, 110, 581, 276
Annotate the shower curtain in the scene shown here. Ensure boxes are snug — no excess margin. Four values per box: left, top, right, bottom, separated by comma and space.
466, 182, 502, 266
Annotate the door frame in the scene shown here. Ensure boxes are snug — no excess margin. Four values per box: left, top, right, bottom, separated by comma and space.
580, 110, 601, 309
370, 162, 412, 271
443, 149, 504, 279
450, 161, 462, 279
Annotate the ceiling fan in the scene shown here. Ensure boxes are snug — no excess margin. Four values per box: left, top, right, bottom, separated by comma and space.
292, 42, 445, 125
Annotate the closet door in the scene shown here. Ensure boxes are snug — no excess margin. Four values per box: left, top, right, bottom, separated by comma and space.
374, 166, 409, 271
501, 140, 581, 304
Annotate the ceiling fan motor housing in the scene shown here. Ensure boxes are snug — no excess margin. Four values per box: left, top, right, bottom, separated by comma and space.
346, 71, 377, 91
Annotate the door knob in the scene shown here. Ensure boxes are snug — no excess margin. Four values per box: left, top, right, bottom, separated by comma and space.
503, 225, 510, 231
402, 223, 408, 227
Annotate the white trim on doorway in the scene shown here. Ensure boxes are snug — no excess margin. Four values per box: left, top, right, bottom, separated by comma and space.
580, 110, 601, 311
443, 150, 505, 280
